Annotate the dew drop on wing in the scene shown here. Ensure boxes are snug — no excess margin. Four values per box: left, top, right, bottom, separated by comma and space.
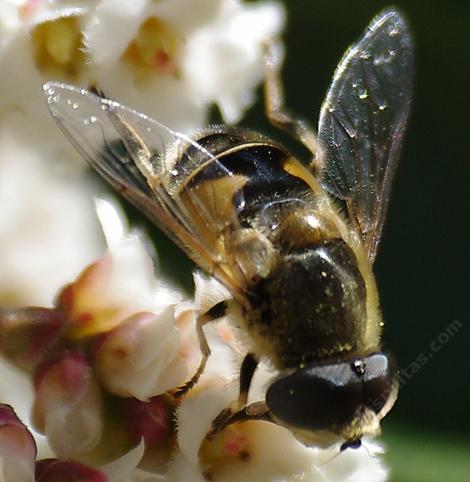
373, 49, 396, 65
358, 89, 368, 100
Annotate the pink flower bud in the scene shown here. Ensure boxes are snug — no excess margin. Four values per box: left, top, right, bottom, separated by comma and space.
119, 396, 173, 448
32, 351, 102, 457
0, 307, 65, 370
36, 459, 107, 482
94, 308, 186, 399
56, 256, 129, 339
0, 404, 36, 481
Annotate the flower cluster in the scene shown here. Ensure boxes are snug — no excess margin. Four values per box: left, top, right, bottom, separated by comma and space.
0, 212, 193, 478
0, 0, 284, 309
1, 0, 284, 129
0, 0, 391, 480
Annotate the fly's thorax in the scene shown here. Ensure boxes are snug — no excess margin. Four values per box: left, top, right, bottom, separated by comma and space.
271, 208, 341, 249
163, 127, 325, 290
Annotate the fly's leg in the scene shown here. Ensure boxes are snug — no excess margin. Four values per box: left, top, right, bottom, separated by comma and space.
209, 352, 264, 435
208, 401, 272, 440
238, 352, 258, 407
263, 41, 320, 174
227, 401, 272, 425
174, 300, 229, 398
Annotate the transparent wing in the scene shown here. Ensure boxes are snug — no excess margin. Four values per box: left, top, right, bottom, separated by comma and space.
44, 82, 244, 295
316, 9, 413, 262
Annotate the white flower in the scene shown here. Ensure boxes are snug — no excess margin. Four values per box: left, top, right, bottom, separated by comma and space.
101, 440, 146, 482
0, 0, 284, 131
0, 0, 96, 123
84, 0, 285, 129
56, 200, 181, 336
0, 110, 104, 307
49, 199, 189, 401
183, 0, 285, 122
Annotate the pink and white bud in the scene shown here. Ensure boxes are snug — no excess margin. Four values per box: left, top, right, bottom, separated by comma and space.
36, 459, 107, 482
94, 308, 186, 400
119, 396, 173, 449
32, 350, 103, 458
0, 404, 36, 482
55, 230, 180, 340
56, 256, 130, 339
0, 307, 65, 371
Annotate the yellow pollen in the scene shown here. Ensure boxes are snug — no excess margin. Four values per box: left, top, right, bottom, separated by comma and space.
31, 16, 85, 79
123, 17, 179, 79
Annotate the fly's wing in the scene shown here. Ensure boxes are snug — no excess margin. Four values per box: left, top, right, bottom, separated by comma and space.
44, 82, 244, 297
316, 9, 413, 262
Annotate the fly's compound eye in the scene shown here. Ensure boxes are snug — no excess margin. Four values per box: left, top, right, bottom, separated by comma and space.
361, 352, 397, 418
265, 353, 396, 432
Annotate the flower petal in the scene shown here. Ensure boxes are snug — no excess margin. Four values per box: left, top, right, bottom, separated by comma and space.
176, 377, 237, 465
85, 0, 149, 66
183, 1, 285, 123
100, 439, 145, 482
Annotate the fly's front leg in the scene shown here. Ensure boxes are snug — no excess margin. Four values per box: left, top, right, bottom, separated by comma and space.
238, 352, 258, 408
207, 401, 272, 440
209, 352, 262, 436
263, 41, 320, 173
174, 300, 230, 398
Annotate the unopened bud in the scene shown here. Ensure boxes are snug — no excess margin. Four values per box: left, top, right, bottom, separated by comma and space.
32, 351, 102, 457
119, 396, 174, 448
94, 308, 186, 400
0, 307, 65, 370
36, 459, 107, 482
0, 404, 36, 482
56, 257, 128, 338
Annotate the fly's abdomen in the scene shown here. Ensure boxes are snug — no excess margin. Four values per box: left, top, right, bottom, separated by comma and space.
254, 238, 368, 368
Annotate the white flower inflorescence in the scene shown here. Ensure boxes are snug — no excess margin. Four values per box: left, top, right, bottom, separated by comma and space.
0, 0, 285, 308
0, 1, 390, 481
